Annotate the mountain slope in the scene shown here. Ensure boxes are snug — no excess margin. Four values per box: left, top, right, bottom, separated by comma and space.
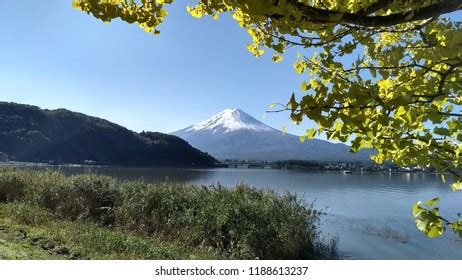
0, 102, 217, 167
172, 109, 372, 162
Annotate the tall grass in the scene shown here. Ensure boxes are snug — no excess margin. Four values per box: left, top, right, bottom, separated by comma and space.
0, 203, 223, 260
0, 168, 336, 259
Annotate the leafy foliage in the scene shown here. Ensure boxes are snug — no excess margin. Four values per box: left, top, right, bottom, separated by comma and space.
413, 198, 462, 238
0, 102, 217, 167
0, 169, 336, 259
71, 0, 462, 239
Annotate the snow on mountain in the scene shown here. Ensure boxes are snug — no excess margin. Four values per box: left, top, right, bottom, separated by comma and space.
172, 109, 372, 161
185, 108, 274, 133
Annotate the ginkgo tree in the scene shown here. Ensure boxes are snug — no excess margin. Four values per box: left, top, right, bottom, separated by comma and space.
72, 0, 462, 239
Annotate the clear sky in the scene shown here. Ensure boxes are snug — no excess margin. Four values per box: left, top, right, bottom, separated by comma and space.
0, 1, 460, 136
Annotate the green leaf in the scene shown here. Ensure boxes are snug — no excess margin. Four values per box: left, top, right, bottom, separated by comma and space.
426, 224, 445, 238
305, 128, 317, 140
424, 197, 440, 207
287, 93, 299, 110
412, 202, 423, 218
272, 53, 283, 63
370, 67, 377, 78
301, 81, 309, 92
451, 182, 462, 192
434, 127, 450, 136
450, 222, 462, 238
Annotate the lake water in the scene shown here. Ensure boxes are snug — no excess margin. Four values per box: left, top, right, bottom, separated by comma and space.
22, 166, 462, 259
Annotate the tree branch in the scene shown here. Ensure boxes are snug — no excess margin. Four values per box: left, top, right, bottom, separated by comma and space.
281, 0, 462, 27
438, 112, 462, 117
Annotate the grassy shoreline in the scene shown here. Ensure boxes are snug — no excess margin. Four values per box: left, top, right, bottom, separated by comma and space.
0, 203, 223, 259
0, 168, 337, 260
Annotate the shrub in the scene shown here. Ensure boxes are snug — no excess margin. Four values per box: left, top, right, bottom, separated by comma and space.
60, 175, 118, 225
0, 169, 334, 259
0, 169, 28, 203
21, 170, 69, 213
115, 183, 321, 259
21, 171, 118, 225
0, 202, 53, 227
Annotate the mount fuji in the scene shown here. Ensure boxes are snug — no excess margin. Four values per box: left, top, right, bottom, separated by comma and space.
172, 108, 372, 162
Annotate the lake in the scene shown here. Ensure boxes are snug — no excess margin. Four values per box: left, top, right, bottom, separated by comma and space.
18, 166, 462, 259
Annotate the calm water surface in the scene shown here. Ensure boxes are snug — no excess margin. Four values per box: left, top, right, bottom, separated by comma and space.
28, 166, 462, 259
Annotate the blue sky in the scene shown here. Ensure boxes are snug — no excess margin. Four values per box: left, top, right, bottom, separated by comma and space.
0, 0, 309, 135
0, 1, 460, 136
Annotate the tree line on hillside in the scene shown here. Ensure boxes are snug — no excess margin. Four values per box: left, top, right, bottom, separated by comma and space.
0, 102, 217, 167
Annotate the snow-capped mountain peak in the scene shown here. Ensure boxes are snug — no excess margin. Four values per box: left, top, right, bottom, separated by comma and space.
171, 108, 372, 161
185, 108, 274, 133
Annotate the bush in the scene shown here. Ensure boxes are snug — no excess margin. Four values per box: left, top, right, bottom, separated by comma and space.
116, 183, 321, 259
0, 202, 53, 227
0, 203, 223, 260
0, 168, 335, 259
0, 169, 28, 203
21, 171, 118, 225
57, 174, 118, 225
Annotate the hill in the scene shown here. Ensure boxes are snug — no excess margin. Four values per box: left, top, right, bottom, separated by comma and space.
0, 102, 217, 167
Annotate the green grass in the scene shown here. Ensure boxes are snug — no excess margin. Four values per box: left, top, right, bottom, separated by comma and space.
0, 203, 222, 259
0, 225, 63, 260
0, 168, 337, 260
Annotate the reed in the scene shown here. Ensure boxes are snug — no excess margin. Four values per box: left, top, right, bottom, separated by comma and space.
0, 168, 337, 259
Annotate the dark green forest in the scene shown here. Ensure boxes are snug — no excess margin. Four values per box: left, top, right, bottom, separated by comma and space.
0, 102, 217, 167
